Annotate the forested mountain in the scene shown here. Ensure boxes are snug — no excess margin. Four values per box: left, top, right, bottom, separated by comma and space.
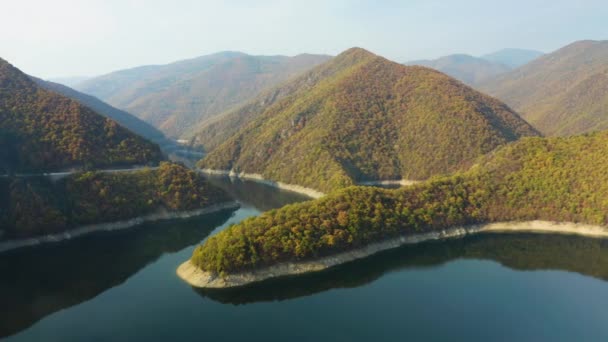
191, 129, 608, 275
77, 52, 331, 138
481, 48, 544, 68
198, 48, 539, 193
480, 40, 608, 136
0, 163, 232, 240
406, 54, 511, 85
190, 49, 374, 152
32, 77, 172, 148
0, 58, 162, 173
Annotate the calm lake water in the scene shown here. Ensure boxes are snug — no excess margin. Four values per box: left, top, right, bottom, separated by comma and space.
2, 176, 608, 341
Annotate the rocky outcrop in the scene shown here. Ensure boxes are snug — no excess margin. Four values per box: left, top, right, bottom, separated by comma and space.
177, 220, 608, 289
0, 202, 240, 254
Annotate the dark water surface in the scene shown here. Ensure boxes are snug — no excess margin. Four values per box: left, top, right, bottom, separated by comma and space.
2, 177, 608, 341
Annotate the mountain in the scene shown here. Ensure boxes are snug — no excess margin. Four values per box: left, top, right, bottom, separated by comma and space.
0, 57, 162, 173
198, 48, 539, 193
32, 77, 171, 148
480, 40, 608, 136
47, 76, 90, 87
77, 52, 331, 138
189, 48, 379, 152
189, 129, 608, 279
481, 48, 544, 68
406, 54, 511, 85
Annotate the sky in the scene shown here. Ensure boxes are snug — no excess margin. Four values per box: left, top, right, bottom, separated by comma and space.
1, 0, 607, 79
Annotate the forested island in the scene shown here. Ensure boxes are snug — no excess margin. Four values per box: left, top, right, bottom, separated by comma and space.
180, 130, 608, 288
0, 163, 237, 251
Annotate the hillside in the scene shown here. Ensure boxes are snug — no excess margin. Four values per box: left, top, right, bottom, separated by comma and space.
189, 130, 608, 277
77, 52, 331, 138
198, 48, 539, 193
32, 77, 171, 147
480, 40, 608, 136
0, 163, 232, 240
481, 48, 544, 68
0, 58, 162, 173
406, 54, 511, 85
189, 49, 374, 152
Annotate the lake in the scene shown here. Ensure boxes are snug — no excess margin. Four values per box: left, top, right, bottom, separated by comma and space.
2, 176, 608, 341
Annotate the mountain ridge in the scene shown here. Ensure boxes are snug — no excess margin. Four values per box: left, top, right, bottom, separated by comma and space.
77, 52, 331, 137
32, 77, 172, 148
0, 58, 162, 173
480, 40, 608, 136
198, 48, 539, 193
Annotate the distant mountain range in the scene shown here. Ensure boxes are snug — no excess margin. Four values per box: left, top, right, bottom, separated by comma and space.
199, 48, 539, 193
0, 57, 162, 173
481, 48, 545, 68
48, 76, 90, 88
480, 40, 608, 136
407, 48, 543, 86
76, 52, 331, 138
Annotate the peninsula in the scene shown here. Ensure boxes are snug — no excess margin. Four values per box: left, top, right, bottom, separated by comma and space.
179, 130, 608, 288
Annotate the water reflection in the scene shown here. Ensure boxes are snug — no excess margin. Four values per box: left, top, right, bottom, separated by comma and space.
204, 175, 311, 212
197, 233, 608, 304
0, 209, 235, 339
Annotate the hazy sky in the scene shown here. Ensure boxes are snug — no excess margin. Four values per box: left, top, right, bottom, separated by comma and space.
1, 0, 606, 78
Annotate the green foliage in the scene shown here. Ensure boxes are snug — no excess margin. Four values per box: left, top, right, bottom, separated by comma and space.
192, 131, 608, 275
32, 77, 170, 147
198, 48, 538, 193
0, 58, 162, 173
0, 163, 231, 240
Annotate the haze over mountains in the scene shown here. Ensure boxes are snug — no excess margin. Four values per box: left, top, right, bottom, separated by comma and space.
481, 48, 545, 68
407, 48, 543, 86
199, 48, 539, 193
48, 76, 90, 88
76, 52, 331, 138
0, 58, 162, 173
480, 40, 608, 136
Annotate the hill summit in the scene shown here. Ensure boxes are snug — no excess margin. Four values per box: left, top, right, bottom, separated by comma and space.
198, 48, 539, 192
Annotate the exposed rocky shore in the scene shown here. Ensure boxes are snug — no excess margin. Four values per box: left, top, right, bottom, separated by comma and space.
177, 220, 608, 289
199, 169, 325, 199
357, 179, 419, 186
0, 201, 240, 254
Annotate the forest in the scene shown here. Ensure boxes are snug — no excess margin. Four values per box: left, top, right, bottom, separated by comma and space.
191, 131, 608, 275
0, 57, 162, 174
0, 163, 231, 240
199, 48, 538, 193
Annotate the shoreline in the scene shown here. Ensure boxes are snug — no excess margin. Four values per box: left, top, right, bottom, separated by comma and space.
358, 179, 419, 186
177, 220, 608, 289
199, 168, 325, 199
0, 201, 240, 254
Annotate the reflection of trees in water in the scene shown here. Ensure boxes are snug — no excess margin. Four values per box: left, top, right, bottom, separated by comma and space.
204, 176, 311, 212
198, 233, 608, 305
0, 209, 236, 339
